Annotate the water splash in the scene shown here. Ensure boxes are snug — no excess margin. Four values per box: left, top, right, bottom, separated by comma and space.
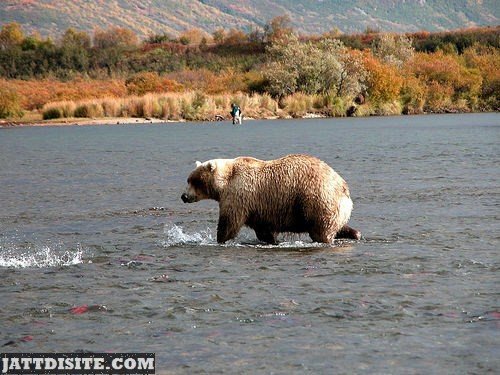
162, 224, 215, 247
0, 243, 85, 268
162, 223, 339, 249
248, 240, 328, 249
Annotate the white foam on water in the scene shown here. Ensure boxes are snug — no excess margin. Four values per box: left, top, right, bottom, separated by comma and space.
249, 240, 327, 249
162, 223, 331, 249
162, 224, 215, 247
0, 244, 85, 268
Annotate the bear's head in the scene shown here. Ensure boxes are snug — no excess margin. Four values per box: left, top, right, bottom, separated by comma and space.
181, 159, 233, 203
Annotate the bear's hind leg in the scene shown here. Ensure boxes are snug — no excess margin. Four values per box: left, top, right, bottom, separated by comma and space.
308, 229, 333, 244
335, 225, 362, 240
255, 229, 277, 245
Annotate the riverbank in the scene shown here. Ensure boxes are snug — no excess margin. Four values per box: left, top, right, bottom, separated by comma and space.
3, 89, 494, 128
2, 109, 497, 128
5, 112, 497, 129
0, 91, 329, 127
0, 117, 180, 128
0, 114, 303, 127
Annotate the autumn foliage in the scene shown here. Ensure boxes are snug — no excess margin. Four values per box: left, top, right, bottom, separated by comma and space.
363, 52, 403, 105
0, 20, 498, 120
125, 72, 183, 95
0, 78, 126, 110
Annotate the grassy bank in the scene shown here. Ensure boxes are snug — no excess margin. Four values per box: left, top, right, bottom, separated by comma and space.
0, 88, 491, 127
35, 92, 412, 123
39, 92, 278, 122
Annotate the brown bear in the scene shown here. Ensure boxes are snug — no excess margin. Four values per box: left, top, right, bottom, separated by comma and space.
181, 154, 361, 244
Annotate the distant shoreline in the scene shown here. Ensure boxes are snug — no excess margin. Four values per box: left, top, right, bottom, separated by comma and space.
1, 25, 498, 127
2, 111, 497, 128
0, 117, 182, 128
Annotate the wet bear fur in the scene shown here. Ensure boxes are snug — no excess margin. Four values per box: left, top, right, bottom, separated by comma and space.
181, 154, 360, 244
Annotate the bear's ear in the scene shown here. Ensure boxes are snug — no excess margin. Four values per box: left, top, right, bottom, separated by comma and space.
205, 161, 216, 172
195, 160, 217, 171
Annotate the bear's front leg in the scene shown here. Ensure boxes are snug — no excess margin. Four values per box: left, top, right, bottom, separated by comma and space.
255, 229, 277, 245
217, 213, 244, 243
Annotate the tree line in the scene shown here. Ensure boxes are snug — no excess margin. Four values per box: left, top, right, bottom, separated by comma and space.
0, 17, 498, 119
1, 19, 498, 80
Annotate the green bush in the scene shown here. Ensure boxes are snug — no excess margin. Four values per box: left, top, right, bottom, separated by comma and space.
180, 98, 197, 120
191, 91, 206, 109
73, 103, 104, 118
42, 107, 62, 120
73, 105, 89, 118
0, 88, 23, 118
316, 93, 347, 116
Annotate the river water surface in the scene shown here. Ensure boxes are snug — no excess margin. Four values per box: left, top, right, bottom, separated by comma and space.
1, 114, 498, 373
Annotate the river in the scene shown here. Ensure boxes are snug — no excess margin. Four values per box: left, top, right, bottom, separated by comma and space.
1, 113, 498, 373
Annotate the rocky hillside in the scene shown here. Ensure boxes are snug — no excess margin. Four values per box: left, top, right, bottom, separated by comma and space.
1, 0, 498, 39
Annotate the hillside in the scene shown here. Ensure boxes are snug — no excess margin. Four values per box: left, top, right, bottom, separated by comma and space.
0, 0, 498, 39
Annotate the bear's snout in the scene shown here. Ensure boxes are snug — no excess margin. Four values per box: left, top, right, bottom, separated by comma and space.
181, 191, 198, 203
181, 193, 190, 203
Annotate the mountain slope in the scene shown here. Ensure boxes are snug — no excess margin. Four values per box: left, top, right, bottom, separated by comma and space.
0, 0, 498, 39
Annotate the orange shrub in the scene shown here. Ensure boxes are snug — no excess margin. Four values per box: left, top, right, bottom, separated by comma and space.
0, 78, 127, 110
424, 81, 454, 111
125, 72, 183, 95
126, 72, 161, 95
462, 45, 500, 107
408, 51, 482, 102
165, 69, 265, 95
93, 27, 138, 49
205, 70, 247, 94
363, 53, 403, 104
223, 29, 248, 45
178, 28, 210, 45
166, 69, 216, 92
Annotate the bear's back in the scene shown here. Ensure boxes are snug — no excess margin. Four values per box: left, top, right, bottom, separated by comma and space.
227, 154, 348, 233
